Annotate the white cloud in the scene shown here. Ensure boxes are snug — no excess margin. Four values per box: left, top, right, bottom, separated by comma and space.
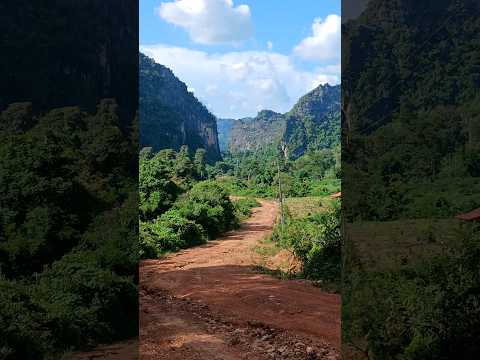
141, 44, 339, 118
157, 0, 253, 45
294, 14, 340, 61
267, 41, 273, 50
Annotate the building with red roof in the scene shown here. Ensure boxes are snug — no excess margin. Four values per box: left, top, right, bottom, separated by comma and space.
455, 208, 480, 221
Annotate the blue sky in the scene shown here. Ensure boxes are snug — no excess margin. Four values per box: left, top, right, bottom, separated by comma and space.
140, 0, 341, 118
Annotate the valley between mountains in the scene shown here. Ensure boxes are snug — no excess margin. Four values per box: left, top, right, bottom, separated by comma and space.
134, 51, 342, 359
72, 51, 342, 359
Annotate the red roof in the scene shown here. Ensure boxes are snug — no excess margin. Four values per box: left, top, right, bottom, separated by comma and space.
331, 192, 342, 199
455, 208, 480, 221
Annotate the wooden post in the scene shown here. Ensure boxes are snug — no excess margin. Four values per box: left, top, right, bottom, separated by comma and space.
277, 159, 285, 227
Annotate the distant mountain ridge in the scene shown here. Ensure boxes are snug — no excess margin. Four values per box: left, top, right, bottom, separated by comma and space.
227, 110, 285, 152
218, 84, 340, 158
139, 53, 221, 162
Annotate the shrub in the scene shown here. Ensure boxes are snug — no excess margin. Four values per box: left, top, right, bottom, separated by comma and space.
36, 251, 138, 349
175, 181, 236, 238
158, 210, 206, 248
139, 210, 206, 258
272, 204, 341, 283
233, 198, 261, 219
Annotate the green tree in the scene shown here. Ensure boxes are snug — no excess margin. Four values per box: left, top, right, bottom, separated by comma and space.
194, 148, 207, 180
175, 145, 194, 179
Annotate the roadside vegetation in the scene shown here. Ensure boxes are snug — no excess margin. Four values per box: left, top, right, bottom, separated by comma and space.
209, 145, 340, 198
140, 142, 342, 293
207, 145, 342, 289
139, 146, 259, 258
268, 197, 341, 291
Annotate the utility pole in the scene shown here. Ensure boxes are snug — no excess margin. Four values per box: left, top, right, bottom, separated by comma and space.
277, 159, 285, 227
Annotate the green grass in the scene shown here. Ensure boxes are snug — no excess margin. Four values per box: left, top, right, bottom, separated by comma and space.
283, 195, 340, 218
233, 197, 261, 220
346, 218, 463, 271
310, 178, 341, 196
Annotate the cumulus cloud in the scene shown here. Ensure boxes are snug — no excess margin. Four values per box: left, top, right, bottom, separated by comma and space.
156, 0, 253, 45
294, 14, 340, 61
141, 44, 339, 118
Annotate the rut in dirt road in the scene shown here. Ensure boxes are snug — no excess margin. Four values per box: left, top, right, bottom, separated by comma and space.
140, 200, 341, 360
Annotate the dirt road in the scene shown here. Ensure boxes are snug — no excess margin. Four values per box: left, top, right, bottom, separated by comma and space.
140, 200, 341, 359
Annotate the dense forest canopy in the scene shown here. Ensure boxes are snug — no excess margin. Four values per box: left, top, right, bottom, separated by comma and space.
0, 101, 138, 358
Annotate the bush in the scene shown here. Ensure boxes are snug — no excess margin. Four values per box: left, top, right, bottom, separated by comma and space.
139, 177, 239, 259
158, 210, 206, 248
139, 211, 206, 258
272, 204, 341, 283
35, 250, 138, 350
0, 249, 138, 360
175, 181, 236, 238
233, 198, 261, 219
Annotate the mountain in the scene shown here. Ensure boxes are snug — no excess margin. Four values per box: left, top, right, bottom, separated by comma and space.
139, 53, 221, 162
0, 0, 138, 124
283, 84, 341, 158
219, 84, 340, 158
229, 110, 285, 152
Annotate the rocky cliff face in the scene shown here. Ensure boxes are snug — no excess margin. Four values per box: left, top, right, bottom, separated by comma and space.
220, 84, 340, 158
139, 53, 221, 162
0, 0, 138, 125
228, 110, 285, 152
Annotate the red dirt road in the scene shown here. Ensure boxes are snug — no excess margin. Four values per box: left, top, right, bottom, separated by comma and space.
140, 200, 341, 359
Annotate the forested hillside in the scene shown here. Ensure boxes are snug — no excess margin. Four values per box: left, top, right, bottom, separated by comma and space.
342, 0, 480, 358
283, 84, 341, 158
0, 2, 139, 358
139, 53, 221, 162
0, 101, 138, 359
218, 84, 340, 159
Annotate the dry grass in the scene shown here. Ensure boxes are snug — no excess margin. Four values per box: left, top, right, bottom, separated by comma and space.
284, 196, 331, 218
253, 237, 302, 279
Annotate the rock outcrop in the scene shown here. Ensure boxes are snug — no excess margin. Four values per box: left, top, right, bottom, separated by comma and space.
139, 53, 221, 162
218, 84, 340, 158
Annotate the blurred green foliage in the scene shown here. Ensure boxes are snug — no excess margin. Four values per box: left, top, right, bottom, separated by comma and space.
0, 100, 138, 359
